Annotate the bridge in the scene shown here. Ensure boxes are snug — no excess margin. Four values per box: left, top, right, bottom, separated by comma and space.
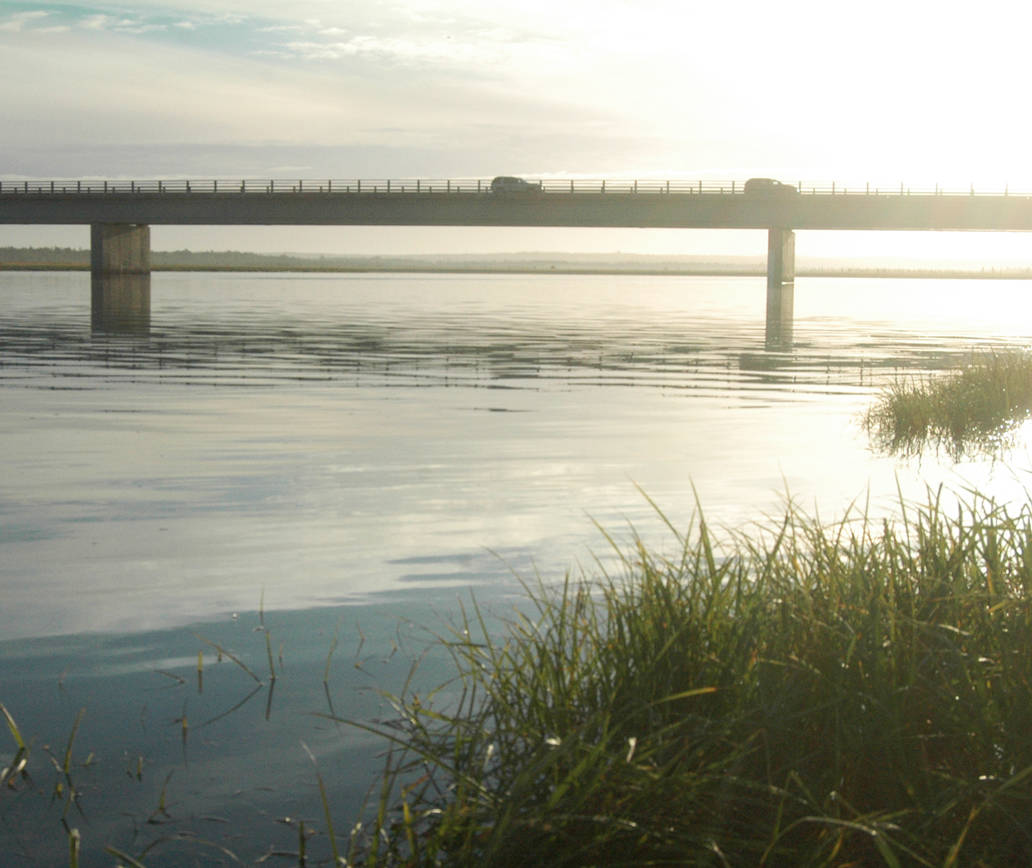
5, 177, 1032, 344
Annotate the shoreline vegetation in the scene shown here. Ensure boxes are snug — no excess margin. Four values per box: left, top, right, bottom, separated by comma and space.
341, 491, 1032, 866
864, 349, 1032, 459
3, 246, 1032, 278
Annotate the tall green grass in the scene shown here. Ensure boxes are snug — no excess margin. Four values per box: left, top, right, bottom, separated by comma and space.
343, 491, 1032, 866
864, 349, 1032, 458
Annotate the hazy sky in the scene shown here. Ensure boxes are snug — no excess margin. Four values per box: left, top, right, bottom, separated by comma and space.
3, 0, 1032, 260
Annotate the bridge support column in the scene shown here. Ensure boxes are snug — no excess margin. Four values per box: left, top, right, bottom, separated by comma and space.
90, 223, 151, 275
765, 228, 794, 347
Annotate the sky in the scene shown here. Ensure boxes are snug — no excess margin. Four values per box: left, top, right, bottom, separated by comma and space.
3, 0, 1032, 262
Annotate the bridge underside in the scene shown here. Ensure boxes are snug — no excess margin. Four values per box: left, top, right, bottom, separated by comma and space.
87, 219, 799, 345
13, 189, 1032, 230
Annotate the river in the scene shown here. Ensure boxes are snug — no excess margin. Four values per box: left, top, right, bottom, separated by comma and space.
2, 269, 1031, 864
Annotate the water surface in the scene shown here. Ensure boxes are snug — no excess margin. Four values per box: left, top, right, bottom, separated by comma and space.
3, 270, 1031, 864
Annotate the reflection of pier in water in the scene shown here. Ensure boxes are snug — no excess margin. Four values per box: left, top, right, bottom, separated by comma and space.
91, 274, 151, 334
87, 271, 796, 349
6, 298, 986, 395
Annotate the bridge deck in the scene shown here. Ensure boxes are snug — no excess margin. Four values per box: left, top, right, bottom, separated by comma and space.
4, 179, 1032, 231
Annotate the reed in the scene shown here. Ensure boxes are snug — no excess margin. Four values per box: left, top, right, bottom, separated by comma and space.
342, 489, 1032, 866
303, 741, 341, 865
864, 349, 1032, 457
68, 827, 80, 868
0, 702, 28, 788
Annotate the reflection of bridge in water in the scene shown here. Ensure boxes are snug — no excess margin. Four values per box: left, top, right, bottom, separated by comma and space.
4, 298, 975, 394
6, 178, 1032, 345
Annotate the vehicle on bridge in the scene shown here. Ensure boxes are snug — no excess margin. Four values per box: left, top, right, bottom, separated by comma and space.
744, 177, 798, 196
490, 176, 543, 193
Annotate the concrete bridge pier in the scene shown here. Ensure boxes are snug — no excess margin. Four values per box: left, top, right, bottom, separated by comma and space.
765, 227, 794, 348
90, 224, 151, 333
91, 223, 151, 275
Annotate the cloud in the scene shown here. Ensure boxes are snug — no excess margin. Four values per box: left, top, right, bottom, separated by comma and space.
79, 13, 167, 34
0, 24, 613, 155
0, 10, 51, 31
79, 14, 112, 30
279, 34, 503, 66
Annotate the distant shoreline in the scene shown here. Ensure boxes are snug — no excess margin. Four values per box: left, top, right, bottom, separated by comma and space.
3, 262, 1032, 279
2, 246, 1031, 279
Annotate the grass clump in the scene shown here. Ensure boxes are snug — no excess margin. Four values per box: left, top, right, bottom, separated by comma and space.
864, 349, 1032, 458
344, 491, 1032, 866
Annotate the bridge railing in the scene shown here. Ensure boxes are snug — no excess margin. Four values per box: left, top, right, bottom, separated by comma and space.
0, 179, 1026, 197
0, 178, 744, 195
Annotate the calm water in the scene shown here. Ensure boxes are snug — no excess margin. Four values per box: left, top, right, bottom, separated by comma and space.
3, 270, 1032, 864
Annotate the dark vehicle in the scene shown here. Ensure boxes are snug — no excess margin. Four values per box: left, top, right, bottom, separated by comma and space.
490, 176, 542, 193
743, 177, 798, 195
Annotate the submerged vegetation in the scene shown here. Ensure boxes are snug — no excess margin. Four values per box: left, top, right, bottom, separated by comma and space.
342, 492, 1032, 866
864, 349, 1032, 458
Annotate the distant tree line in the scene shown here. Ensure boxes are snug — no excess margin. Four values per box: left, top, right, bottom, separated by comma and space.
0, 246, 89, 265
2, 246, 1031, 277
0, 246, 318, 268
